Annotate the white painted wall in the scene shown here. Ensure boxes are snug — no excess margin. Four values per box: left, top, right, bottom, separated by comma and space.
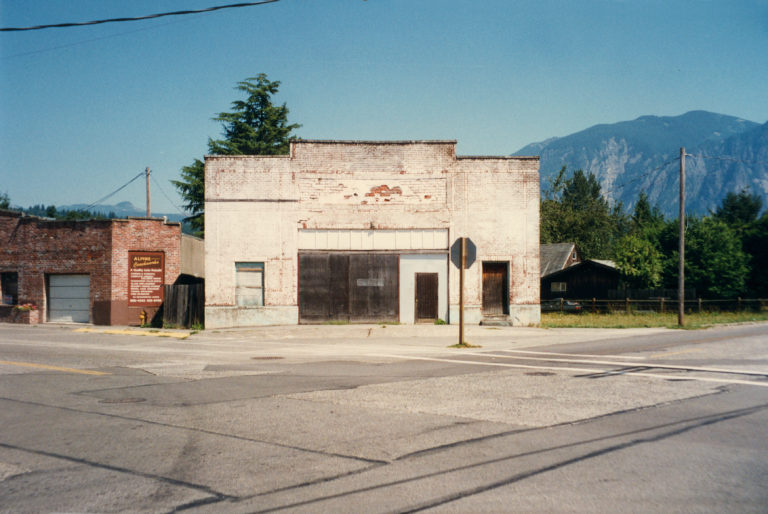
399, 254, 448, 324
205, 142, 540, 328
299, 229, 448, 251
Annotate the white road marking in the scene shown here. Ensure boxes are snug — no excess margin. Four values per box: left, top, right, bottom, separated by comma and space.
368, 354, 768, 388
500, 349, 645, 360
474, 351, 768, 377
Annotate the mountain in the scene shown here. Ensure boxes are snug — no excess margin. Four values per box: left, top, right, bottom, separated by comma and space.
513, 111, 766, 216
58, 201, 186, 223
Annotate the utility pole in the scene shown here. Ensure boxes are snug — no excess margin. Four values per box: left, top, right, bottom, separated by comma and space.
459, 237, 466, 346
145, 167, 151, 217
678, 148, 685, 327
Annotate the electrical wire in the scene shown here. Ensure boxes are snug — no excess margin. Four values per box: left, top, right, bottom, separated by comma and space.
150, 173, 187, 217
1, 1, 279, 32
589, 150, 767, 206
598, 157, 679, 198
3, 16, 202, 59
688, 154, 768, 166
84, 171, 144, 211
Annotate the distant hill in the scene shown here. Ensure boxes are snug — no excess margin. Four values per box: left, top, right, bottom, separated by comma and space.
513, 111, 767, 216
58, 201, 187, 223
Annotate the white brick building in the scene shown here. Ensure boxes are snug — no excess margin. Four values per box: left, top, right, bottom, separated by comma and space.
204, 140, 540, 328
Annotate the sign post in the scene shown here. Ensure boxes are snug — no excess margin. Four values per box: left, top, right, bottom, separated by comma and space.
451, 237, 476, 346
460, 237, 465, 345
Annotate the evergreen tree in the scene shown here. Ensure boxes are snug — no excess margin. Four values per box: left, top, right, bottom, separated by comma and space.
743, 211, 768, 296
631, 192, 665, 238
540, 168, 627, 259
173, 74, 301, 237
713, 189, 763, 231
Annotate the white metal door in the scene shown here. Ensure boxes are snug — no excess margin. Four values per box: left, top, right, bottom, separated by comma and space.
48, 274, 90, 323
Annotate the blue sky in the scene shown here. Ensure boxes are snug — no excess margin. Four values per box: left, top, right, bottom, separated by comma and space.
1, 0, 767, 214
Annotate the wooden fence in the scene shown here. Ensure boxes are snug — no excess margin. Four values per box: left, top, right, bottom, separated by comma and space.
544, 297, 768, 314
163, 283, 204, 328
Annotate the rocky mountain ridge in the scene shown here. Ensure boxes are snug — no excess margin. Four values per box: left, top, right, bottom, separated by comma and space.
514, 111, 767, 216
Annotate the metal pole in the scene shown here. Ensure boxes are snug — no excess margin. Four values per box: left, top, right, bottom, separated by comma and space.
459, 237, 465, 345
146, 167, 151, 217
678, 148, 685, 327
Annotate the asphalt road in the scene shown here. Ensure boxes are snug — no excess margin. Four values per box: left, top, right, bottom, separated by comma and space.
1, 322, 766, 512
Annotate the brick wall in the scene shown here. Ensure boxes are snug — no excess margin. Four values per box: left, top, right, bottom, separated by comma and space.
0, 211, 181, 325
0, 211, 112, 324
110, 218, 182, 325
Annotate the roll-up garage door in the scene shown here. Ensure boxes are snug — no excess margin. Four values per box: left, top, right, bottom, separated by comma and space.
299, 253, 398, 323
48, 274, 90, 323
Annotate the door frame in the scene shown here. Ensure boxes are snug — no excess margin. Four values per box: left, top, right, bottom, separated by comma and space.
481, 261, 509, 316
414, 272, 439, 322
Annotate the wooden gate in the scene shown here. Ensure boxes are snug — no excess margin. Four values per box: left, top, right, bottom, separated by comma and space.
163, 283, 204, 328
415, 273, 438, 321
299, 253, 399, 323
482, 262, 509, 315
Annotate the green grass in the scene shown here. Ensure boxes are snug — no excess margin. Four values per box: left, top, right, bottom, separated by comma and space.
541, 310, 768, 329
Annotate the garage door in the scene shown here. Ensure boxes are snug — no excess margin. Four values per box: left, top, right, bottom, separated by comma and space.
48, 274, 90, 323
299, 253, 399, 323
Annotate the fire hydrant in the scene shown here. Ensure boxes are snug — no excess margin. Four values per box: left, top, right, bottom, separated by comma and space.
139, 310, 147, 326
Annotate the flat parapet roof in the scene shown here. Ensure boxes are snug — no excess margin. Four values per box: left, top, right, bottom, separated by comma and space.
205, 140, 540, 160
292, 139, 458, 145
457, 155, 539, 160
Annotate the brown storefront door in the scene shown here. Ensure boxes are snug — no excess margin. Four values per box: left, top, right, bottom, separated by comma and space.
482, 262, 508, 315
415, 273, 438, 322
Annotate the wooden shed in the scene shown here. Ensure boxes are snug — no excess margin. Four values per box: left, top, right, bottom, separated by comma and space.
541, 259, 622, 300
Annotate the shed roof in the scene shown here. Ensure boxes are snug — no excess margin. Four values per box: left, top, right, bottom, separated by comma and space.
540, 242, 576, 277
542, 259, 620, 281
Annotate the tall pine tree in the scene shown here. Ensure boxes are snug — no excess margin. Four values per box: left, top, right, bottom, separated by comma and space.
174, 74, 301, 236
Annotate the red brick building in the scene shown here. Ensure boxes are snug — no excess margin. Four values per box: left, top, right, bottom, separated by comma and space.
0, 210, 181, 325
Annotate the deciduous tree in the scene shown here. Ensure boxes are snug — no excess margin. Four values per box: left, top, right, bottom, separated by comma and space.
614, 233, 663, 288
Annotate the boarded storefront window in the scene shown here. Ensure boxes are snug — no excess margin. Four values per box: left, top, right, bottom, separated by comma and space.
236, 262, 264, 307
298, 253, 398, 323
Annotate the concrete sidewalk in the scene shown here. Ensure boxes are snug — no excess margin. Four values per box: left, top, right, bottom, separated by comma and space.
50, 322, 676, 352
179, 323, 678, 361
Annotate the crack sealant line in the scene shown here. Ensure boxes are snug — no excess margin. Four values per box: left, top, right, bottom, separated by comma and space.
367, 354, 768, 388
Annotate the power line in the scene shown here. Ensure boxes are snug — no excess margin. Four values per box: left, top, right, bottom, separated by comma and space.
1, 1, 279, 32
600, 150, 768, 200
84, 171, 145, 211
3, 16, 201, 59
150, 174, 187, 217
689, 154, 768, 166
600, 157, 679, 198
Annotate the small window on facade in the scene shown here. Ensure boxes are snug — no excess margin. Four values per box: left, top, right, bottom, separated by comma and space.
236, 262, 264, 307
551, 282, 567, 293
1, 272, 19, 305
